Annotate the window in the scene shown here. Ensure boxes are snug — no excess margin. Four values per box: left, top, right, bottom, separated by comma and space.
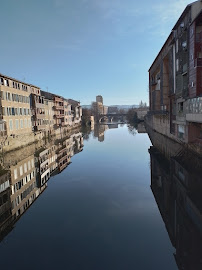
24, 119, 27, 128
19, 166, 23, 176
20, 119, 23, 129
178, 102, 183, 113
31, 159, 34, 168
24, 163, 27, 173
182, 41, 187, 49
4, 79, 9, 87
14, 169, 18, 180
16, 119, 19, 130
178, 125, 185, 140
176, 39, 179, 53
9, 120, 13, 131
180, 22, 184, 28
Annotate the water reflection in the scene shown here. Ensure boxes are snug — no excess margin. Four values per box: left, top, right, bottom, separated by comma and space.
149, 133, 202, 270
93, 124, 119, 142
0, 129, 83, 240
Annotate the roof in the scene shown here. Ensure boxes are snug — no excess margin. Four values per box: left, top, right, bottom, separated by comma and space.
68, 99, 80, 106
0, 72, 40, 88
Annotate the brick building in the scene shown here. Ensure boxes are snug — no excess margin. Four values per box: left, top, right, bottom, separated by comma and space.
148, 1, 202, 153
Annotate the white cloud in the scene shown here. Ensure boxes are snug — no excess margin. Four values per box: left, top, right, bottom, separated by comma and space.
153, 0, 191, 24
151, 0, 191, 37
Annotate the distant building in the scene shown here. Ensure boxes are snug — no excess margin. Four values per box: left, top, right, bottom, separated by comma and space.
103, 106, 108, 115
92, 101, 103, 115
96, 95, 103, 104
68, 99, 82, 125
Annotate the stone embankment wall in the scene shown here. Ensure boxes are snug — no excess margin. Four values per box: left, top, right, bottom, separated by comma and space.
145, 114, 177, 141
145, 114, 202, 158
146, 124, 183, 160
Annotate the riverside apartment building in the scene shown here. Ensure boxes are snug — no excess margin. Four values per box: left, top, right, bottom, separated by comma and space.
0, 74, 38, 136
148, 1, 202, 154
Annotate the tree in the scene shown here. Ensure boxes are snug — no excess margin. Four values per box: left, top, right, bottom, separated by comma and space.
126, 108, 138, 123
139, 101, 147, 108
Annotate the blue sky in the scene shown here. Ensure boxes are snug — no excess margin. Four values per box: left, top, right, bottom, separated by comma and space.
0, 0, 191, 105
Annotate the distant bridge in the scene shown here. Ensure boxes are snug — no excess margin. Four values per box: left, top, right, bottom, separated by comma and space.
98, 113, 127, 123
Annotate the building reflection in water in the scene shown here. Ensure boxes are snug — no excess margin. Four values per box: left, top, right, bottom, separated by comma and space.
0, 130, 84, 241
149, 136, 202, 270
93, 124, 118, 142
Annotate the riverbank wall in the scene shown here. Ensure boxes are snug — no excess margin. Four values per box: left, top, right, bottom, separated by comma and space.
145, 114, 202, 158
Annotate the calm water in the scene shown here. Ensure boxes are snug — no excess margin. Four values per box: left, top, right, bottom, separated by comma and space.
0, 124, 181, 269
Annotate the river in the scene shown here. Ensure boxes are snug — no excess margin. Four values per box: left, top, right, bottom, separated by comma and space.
1, 123, 201, 270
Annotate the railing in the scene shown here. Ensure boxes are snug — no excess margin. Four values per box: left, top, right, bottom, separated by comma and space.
54, 97, 63, 102
54, 105, 64, 110
36, 113, 45, 119
185, 97, 202, 114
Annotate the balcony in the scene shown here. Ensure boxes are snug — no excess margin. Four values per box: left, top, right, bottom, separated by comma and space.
59, 162, 68, 172
185, 97, 202, 114
58, 155, 68, 164
36, 113, 45, 119
186, 113, 202, 123
55, 114, 64, 118
54, 97, 63, 102
54, 105, 64, 110
195, 58, 202, 67
185, 97, 202, 123
35, 102, 45, 109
